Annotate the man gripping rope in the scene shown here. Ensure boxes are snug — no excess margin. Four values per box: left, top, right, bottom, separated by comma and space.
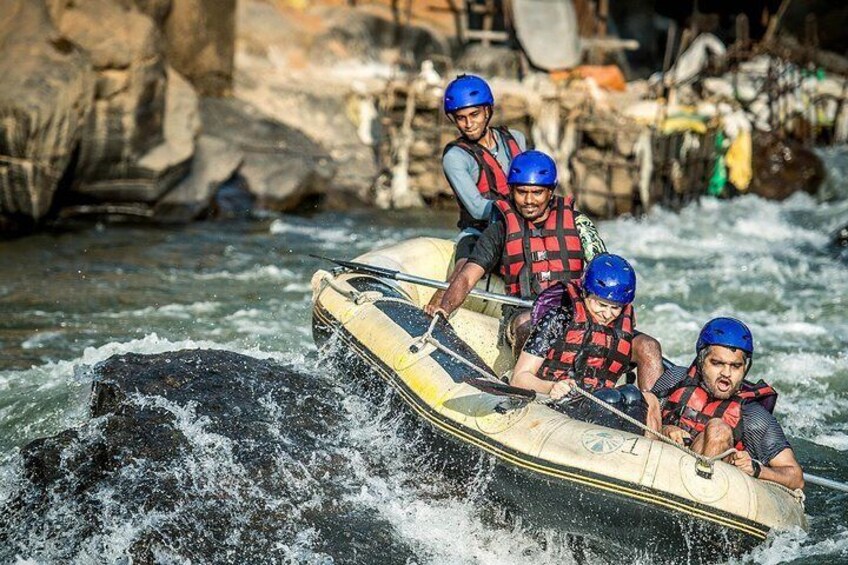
653, 318, 804, 490
510, 254, 663, 435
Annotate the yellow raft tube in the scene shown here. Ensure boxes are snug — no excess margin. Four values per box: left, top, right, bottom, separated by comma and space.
310, 237, 807, 562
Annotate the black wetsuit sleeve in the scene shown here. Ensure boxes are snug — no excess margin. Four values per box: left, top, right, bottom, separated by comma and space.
651, 363, 689, 399
467, 221, 505, 273
522, 307, 572, 357
741, 403, 792, 465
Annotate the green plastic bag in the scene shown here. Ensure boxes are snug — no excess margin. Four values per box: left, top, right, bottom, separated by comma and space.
707, 131, 727, 197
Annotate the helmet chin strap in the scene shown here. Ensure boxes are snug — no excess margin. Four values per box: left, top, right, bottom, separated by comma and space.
479, 106, 494, 144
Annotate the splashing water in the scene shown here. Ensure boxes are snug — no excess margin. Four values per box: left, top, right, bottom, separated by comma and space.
2, 152, 848, 562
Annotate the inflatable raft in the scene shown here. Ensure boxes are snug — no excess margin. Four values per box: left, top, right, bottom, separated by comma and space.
310, 237, 807, 562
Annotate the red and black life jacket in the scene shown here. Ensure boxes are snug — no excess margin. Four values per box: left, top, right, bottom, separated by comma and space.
494, 195, 585, 299
443, 126, 522, 230
661, 364, 778, 450
538, 280, 635, 392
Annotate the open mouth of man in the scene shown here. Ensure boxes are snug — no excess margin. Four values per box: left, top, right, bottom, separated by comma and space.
715, 378, 733, 394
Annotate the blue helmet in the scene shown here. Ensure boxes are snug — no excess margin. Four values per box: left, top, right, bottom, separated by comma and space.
696, 317, 754, 356
507, 151, 558, 187
443, 74, 494, 114
583, 254, 636, 305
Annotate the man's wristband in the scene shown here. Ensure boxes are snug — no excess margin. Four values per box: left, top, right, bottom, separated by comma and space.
751, 459, 762, 479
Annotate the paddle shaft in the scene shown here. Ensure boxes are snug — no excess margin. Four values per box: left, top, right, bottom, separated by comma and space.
394, 271, 532, 308
804, 472, 848, 493
313, 255, 533, 309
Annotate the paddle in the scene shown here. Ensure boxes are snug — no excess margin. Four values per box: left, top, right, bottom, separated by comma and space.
464, 377, 546, 402
311, 255, 533, 309
804, 472, 848, 493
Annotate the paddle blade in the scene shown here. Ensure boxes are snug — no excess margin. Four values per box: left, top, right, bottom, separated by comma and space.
465, 377, 537, 401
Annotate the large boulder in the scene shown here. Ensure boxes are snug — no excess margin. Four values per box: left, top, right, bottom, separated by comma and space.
0, 349, 409, 562
749, 132, 826, 200
200, 97, 335, 211
234, 0, 448, 204
134, 0, 236, 96
163, 0, 236, 96
48, 0, 181, 201
154, 134, 243, 221
61, 65, 199, 204
137, 0, 236, 96
0, 0, 94, 231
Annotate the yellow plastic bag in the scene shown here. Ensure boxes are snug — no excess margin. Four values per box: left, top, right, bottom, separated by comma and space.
725, 130, 753, 191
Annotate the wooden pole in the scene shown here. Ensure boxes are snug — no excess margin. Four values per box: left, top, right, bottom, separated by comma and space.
482, 0, 495, 47
764, 0, 793, 44
446, 0, 465, 44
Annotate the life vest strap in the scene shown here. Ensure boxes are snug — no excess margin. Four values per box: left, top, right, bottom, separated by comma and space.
531, 250, 548, 261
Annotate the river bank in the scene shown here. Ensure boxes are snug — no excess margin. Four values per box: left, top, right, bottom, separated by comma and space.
3, 0, 848, 236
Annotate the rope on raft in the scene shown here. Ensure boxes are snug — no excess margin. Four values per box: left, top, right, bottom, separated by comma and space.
318, 271, 804, 500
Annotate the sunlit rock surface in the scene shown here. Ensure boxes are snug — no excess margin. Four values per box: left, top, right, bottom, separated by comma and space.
0, 1, 93, 230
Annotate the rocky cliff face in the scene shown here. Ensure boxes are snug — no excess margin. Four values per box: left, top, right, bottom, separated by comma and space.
0, 0, 238, 235
0, 1, 93, 232
163, 0, 237, 96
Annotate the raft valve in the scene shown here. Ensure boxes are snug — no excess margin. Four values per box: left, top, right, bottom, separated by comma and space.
696, 460, 714, 479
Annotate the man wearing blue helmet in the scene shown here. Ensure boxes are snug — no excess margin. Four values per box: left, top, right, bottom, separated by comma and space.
510, 254, 663, 435
441, 74, 527, 244
652, 318, 803, 490
425, 75, 528, 314
425, 150, 606, 355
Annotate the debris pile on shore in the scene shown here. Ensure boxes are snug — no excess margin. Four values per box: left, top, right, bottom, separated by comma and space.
375, 30, 844, 218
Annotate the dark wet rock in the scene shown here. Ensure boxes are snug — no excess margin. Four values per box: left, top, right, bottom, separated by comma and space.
0, 0, 94, 226
0, 349, 417, 562
200, 97, 336, 212
749, 132, 826, 200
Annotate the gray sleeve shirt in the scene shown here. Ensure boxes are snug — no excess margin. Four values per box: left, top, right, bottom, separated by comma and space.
442, 128, 527, 223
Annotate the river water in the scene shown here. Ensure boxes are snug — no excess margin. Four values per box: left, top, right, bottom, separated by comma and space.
1, 155, 847, 563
